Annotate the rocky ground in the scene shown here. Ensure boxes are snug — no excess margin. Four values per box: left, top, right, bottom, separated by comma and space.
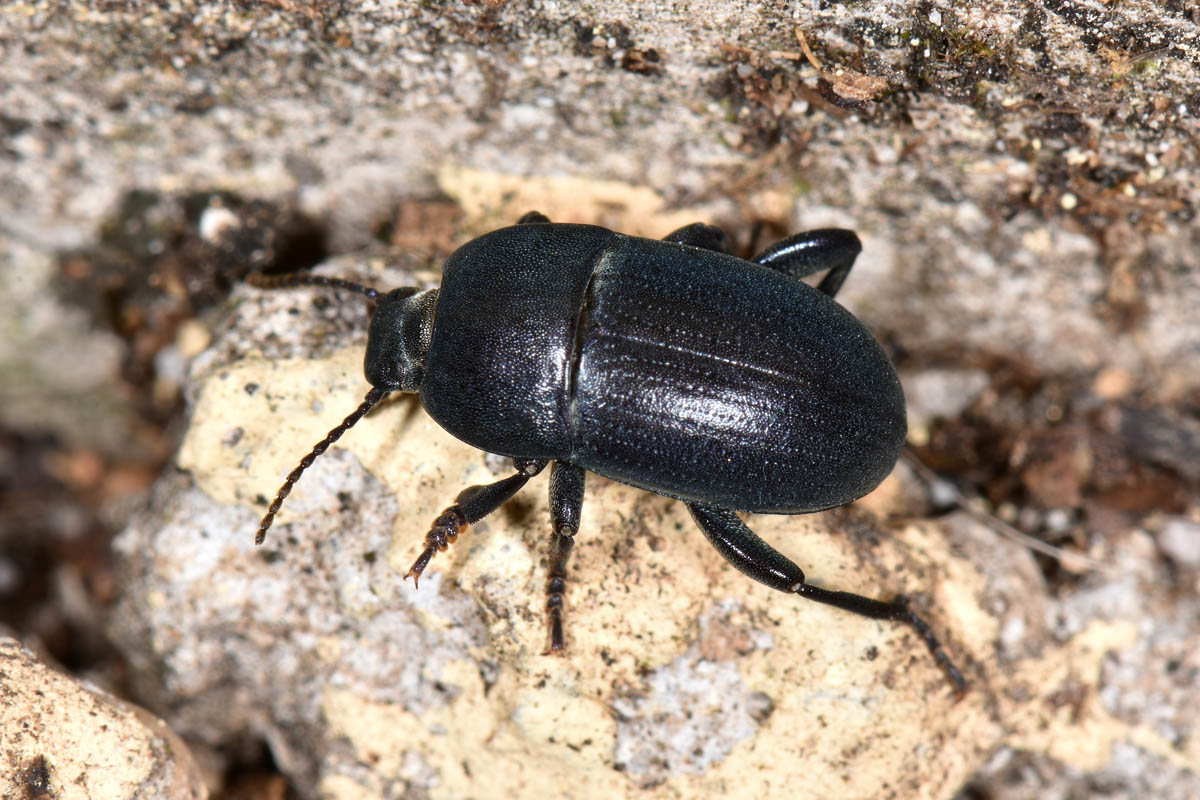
1, 2, 1197, 798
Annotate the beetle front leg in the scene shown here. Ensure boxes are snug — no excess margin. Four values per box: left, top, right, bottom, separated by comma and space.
686, 503, 966, 693
545, 461, 585, 653
405, 458, 547, 588
751, 229, 862, 299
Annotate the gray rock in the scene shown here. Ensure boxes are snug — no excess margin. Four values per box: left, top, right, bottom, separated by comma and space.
3, 1, 1197, 798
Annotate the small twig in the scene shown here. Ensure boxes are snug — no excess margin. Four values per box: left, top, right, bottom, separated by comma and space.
794, 27, 826, 72
719, 43, 806, 62
901, 450, 1118, 577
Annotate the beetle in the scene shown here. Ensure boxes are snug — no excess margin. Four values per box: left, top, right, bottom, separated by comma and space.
249, 211, 965, 691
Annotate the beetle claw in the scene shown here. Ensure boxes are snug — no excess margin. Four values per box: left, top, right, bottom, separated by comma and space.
543, 615, 566, 656
403, 549, 433, 589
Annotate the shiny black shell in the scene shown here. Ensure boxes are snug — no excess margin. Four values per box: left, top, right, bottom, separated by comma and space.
420, 223, 906, 513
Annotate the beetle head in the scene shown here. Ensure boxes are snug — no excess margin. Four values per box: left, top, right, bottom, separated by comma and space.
364, 288, 438, 393
244, 272, 438, 546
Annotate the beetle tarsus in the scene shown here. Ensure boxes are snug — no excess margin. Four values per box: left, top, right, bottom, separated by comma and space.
404, 460, 549, 590
428, 505, 468, 548
403, 549, 434, 589
793, 583, 967, 694
543, 528, 575, 653
887, 594, 968, 694
404, 504, 467, 589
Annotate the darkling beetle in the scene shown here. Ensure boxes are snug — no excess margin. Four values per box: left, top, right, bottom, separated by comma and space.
249, 211, 966, 692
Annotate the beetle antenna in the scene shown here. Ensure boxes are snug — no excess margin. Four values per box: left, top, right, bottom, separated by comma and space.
246, 271, 382, 300
255, 386, 387, 545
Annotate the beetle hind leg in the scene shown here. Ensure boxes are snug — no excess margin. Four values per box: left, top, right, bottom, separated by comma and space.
686, 502, 966, 693
751, 229, 862, 298
545, 462, 585, 653
404, 458, 547, 588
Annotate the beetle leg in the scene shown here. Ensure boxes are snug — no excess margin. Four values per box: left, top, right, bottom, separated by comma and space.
686, 503, 967, 693
662, 222, 733, 253
545, 461, 585, 653
751, 229, 862, 299
517, 211, 551, 224
404, 458, 548, 588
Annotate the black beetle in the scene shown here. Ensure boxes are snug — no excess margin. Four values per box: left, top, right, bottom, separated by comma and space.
250, 211, 965, 691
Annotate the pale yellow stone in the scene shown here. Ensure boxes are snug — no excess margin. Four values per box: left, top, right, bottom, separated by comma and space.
0, 638, 207, 800
184, 352, 1001, 799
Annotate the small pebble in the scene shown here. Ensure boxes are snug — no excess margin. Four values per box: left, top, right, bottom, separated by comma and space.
1158, 517, 1200, 567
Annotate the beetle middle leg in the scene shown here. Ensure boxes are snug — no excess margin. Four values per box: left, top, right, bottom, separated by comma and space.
686, 502, 967, 692
405, 458, 547, 588
751, 229, 863, 298
545, 461, 585, 653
